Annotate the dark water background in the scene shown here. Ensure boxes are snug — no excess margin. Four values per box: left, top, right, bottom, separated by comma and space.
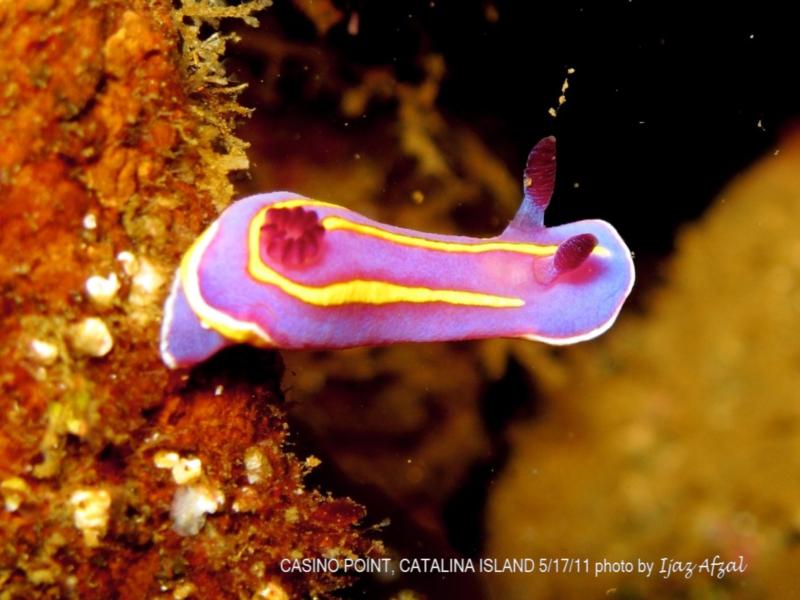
228, 3, 800, 597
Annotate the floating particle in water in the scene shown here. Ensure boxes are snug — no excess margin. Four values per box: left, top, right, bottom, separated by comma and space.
548, 66, 576, 118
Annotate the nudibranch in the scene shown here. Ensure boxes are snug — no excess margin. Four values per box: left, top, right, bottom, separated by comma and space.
160, 137, 635, 369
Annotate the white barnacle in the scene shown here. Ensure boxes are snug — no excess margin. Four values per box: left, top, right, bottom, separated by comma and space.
116, 250, 139, 277
85, 273, 120, 308
172, 457, 202, 485
129, 257, 165, 307
68, 317, 113, 357
153, 450, 180, 470
170, 484, 224, 536
82, 213, 97, 230
244, 446, 271, 484
29, 339, 58, 365
70, 488, 111, 547
153, 451, 203, 484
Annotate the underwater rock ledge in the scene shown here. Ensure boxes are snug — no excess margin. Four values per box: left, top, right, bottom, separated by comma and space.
0, 1, 380, 597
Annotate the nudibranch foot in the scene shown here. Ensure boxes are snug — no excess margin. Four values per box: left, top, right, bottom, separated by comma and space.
159, 136, 635, 369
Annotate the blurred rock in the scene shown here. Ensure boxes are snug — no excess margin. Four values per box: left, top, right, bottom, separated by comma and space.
486, 135, 800, 599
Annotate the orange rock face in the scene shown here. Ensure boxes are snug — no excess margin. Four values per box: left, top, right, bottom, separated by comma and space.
0, 1, 379, 597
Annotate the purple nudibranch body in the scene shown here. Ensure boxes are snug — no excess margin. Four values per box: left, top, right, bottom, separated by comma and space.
160, 137, 635, 369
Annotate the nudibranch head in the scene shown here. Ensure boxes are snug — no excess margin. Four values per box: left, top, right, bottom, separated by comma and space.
261, 206, 325, 268
523, 135, 557, 215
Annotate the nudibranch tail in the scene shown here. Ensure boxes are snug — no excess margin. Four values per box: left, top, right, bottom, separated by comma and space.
159, 137, 635, 369
160, 274, 231, 369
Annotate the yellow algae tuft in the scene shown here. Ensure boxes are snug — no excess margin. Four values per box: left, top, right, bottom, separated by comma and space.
173, 0, 272, 209
1, 478, 31, 513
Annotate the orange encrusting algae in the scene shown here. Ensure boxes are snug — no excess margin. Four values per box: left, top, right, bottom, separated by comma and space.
0, 1, 380, 597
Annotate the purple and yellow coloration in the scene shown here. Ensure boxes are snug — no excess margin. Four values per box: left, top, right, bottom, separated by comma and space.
160, 137, 635, 369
